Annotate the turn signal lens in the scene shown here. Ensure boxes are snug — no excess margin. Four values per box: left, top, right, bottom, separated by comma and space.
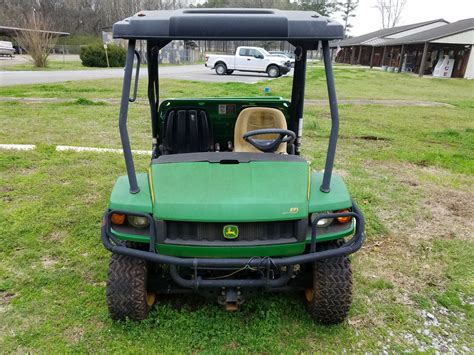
336, 209, 352, 224
111, 213, 126, 225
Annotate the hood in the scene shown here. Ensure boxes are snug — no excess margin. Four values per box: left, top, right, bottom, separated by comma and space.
151, 159, 309, 222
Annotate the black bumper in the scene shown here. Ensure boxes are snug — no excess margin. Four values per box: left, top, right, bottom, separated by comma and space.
101, 201, 364, 288
279, 65, 291, 74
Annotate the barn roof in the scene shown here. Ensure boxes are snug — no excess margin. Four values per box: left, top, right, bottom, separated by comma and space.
384, 18, 474, 45
333, 19, 448, 47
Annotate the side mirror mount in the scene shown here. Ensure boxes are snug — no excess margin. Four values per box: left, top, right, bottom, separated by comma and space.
255, 54, 264, 59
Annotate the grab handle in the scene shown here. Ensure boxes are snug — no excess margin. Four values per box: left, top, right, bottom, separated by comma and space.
129, 50, 141, 102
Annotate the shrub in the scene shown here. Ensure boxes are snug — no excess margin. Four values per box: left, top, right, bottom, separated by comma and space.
80, 44, 126, 67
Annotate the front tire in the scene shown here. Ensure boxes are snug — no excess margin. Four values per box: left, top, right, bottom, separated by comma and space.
215, 63, 227, 75
267, 65, 280, 78
106, 252, 154, 321
303, 241, 353, 324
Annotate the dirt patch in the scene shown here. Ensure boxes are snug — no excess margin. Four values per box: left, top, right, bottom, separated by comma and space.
305, 99, 454, 108
354, 160, 473, 301
64, 326, 85, 345
363, 160, 474, 241
359, 235, 449, 294
42, 230, 68, 243
0, 292, 15, 313
41, 256, 57, 269
414, 187, 474, 240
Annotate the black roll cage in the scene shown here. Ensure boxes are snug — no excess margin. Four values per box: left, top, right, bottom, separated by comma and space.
119, 38, 340, 195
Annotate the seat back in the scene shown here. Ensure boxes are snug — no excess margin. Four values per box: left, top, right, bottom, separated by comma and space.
162, 109, 213, 154
233, 107, 288, 153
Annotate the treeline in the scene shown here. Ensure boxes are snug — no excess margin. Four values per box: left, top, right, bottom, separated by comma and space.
0, 0, 192, 34
0, 0, 344, 35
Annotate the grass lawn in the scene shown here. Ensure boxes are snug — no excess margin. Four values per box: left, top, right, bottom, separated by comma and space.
1, 60, 199, 71
1, 60, 92, 71
0, 68, 473, 352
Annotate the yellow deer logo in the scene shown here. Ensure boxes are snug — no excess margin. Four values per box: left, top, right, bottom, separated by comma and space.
223, 225, 239, 239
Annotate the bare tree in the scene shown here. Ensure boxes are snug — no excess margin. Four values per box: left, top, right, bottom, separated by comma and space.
375, 0, 407, 28
15, 11, 59, 67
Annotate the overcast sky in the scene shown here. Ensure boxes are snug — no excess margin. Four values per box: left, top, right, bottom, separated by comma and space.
336, 0, 473, 36
192, 0, 472, 36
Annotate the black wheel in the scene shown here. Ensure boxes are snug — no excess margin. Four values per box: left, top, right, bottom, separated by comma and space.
226, 70, 234, 75
215, 63, 227, 75
267, 65, 280, 78
106, 251, 155, 321
303, 241, 353, 324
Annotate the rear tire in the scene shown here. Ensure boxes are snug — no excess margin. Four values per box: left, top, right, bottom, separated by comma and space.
267, 65, 280, 78
215, 63, 227, 75
303, 241, 353, 324
106, 251, 154, 321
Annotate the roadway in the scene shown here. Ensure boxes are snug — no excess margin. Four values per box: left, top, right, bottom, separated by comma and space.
0, 64, 290, 86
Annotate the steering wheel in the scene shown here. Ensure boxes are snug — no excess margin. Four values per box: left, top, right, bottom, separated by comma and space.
243, 129, 296, 153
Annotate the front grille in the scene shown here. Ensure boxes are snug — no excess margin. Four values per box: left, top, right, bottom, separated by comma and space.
164, 220, 299, 246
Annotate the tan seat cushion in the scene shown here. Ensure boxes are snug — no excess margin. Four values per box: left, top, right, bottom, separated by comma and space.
233, 107, 288, 153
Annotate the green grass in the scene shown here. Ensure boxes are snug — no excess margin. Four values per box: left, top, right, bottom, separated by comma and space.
2, 60, 92, 71
0, 68, 473, 352
2, 60, 199, 72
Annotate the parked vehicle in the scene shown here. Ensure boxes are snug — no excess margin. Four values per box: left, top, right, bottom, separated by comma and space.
0, 41, 15, 58
269, 51, 296, 67
269, 50, 296, 59
103, 8, 364, 325
205, 46, 291, 77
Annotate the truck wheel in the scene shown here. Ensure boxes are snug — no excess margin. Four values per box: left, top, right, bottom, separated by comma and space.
106, 251, 154, 321
267, 65, 280, 78
303, 241, 353, 324
226, 70, 234, 75
215, 63, 227, 75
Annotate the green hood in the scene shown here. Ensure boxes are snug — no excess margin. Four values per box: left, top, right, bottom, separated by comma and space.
150, 160, 309, 222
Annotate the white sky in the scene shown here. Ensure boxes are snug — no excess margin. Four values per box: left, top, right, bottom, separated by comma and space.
192, 0, 473, 36
335, 0, 474, 36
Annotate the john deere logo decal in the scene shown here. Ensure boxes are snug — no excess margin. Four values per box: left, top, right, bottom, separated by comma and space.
223, 225, 239, 239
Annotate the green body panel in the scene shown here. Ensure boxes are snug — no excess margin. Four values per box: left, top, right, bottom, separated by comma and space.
158, 97, 290, 147
308, 172, 352, 212
108, 168, 355, 258
151, 160, 309, 222
156, 242, 305, 257
108, 173, 152, 213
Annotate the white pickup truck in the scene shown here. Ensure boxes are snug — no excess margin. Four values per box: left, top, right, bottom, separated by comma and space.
205, 46, 292, 78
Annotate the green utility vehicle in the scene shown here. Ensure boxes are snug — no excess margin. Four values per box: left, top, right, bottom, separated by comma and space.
102, 8, 364, 324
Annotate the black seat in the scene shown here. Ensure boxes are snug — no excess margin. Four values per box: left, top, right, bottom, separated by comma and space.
162, 109, 213, 154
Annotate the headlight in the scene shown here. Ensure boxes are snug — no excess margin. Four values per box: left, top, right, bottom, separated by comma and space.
312, 212, 334, 227
127, 215, 150, 228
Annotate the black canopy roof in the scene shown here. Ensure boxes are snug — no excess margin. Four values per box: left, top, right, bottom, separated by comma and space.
113, 8, 343, 41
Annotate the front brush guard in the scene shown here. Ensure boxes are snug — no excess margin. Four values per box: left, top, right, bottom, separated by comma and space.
101, 201, 364, 289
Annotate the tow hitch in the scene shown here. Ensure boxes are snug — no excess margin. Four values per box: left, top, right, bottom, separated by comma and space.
218, 288, 244, 311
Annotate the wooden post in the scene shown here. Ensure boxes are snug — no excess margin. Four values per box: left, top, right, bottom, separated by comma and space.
381, 46, 387, 66
369, 47, 375, 68
418, 42, 429, 77
350, 46, 356, 65
357, 45, 363, 65
398, 44, 405, 73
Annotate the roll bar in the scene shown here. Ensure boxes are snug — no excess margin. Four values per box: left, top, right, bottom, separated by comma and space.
119, 40, 139, 194
118, 40, 339, 194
